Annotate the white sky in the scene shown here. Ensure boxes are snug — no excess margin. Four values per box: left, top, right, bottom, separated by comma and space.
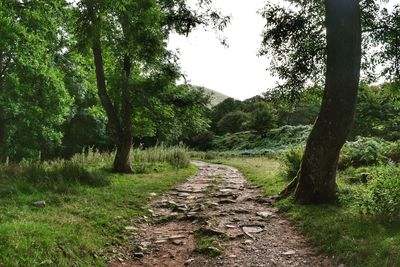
168, 0, 276, 100
169, 0, 399, 100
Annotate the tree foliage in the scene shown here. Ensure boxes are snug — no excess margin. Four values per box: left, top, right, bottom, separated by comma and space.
0, 0, 226, 164
260, 0, 398, 97
0, 0, 72, 161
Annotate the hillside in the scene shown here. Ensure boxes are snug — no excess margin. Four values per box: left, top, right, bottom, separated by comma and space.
190, 85, 231, 106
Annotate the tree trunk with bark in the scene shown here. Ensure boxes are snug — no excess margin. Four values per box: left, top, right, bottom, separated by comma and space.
0, 119, 5, 161
283, 0, 362, 204
91, 35, 133, 173
113, 56, 134, 173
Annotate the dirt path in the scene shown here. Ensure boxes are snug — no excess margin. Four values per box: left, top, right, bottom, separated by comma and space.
109, 161, 336, 267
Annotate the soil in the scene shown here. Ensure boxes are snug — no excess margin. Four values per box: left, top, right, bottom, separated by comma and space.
108, 161, 337, 267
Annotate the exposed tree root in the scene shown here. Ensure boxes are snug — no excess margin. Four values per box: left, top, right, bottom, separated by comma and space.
277, 177, 298, 200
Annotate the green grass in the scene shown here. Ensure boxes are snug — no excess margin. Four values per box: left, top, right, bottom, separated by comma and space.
0, 161, 196, 266
195, 236, 224, 257
207, 157, 283, 195
212, 157, 400, 267
194, 227, 226, 257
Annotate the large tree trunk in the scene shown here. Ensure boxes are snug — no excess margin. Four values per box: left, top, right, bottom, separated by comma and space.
113, 131, 133, 173
291, 0, 362, 204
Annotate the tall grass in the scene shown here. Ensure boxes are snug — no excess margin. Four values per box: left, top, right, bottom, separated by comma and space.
0, 160, 109, 197
0, 145, 191, 197
131, 145, 190, 168
71, 148, 115, 167
70, 145, 191, 169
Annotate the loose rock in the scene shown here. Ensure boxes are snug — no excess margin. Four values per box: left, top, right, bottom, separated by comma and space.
124, 226, 138, 231
282, 250, 296, 256
33, 200, 46, 208
256, 211, 273, 219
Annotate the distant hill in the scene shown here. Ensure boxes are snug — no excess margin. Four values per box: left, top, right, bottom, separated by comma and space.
190, 85, 231, 106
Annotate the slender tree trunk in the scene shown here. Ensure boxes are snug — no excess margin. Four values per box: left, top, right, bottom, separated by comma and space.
112, 56, 133, 173
92, 37, 121, 140
289, 0, 362, 204
91, 35, 133, 173
0, 119, 6, 161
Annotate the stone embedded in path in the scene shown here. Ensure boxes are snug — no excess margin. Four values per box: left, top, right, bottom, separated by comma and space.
242, 225, 264, 239
124, 226, 138, 231
214, 192, 235, 198
171, 239, 184, 245
233, 208, 251, 214
218, 199, 237, 204
256, 211, 273, 219
168, 235, 186, 240
242, 226, 264, 233
184, 258, 195, 265
219, 188, 233, 193
178, 192, 191, 198
176, 188, 203, 193
282, 250, 296, 256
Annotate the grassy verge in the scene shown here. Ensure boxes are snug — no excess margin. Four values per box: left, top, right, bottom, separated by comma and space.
207, 157, 283, 195
209, 157, 400, 267
0, 148, 196, 267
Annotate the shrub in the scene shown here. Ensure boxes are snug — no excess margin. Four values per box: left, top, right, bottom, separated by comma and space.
166, 147, 190, 168
386, 141, 400, 163
248, 103, 278, 135
339, 137, 389, 169
188, 151, 206, 159
216, 111, 250, 134
189, 131, 215, 150
358, 165, 400, 221
280, 146, 304, 180
203, 151, 217, 160
209, 125, 312, 156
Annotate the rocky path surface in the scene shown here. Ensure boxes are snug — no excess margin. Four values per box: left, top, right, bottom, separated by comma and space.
109, 161, 336, 267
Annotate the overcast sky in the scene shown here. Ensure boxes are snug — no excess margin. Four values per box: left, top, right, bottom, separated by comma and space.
169, 0, 398, 100
168, 0, 275, 100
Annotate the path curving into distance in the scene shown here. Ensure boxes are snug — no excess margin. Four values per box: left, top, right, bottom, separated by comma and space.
109, 161, 336, 267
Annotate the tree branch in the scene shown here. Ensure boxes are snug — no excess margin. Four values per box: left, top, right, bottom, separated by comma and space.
91, 35, 122, 140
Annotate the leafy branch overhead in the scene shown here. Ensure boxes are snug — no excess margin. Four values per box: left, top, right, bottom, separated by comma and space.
260, 0, 400, 97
